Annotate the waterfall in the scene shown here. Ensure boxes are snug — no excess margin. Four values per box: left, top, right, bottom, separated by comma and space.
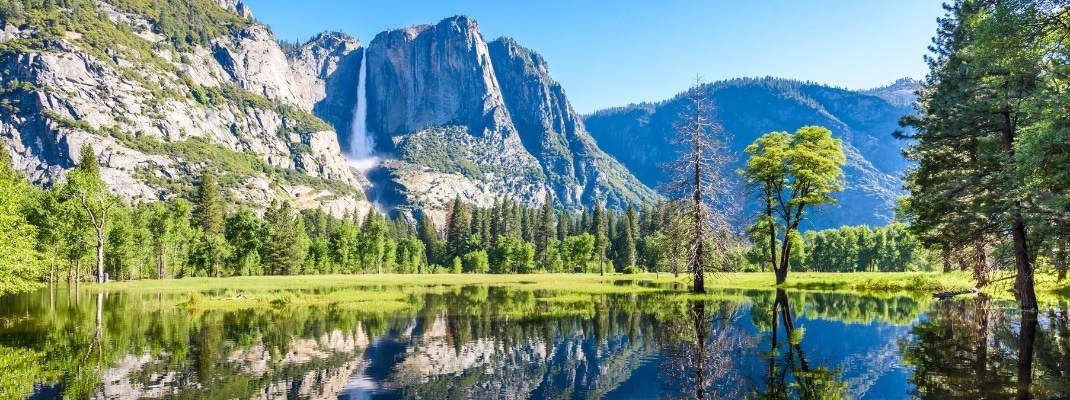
348, 48, 377, 170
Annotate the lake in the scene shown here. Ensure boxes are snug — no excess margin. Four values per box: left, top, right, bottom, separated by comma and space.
1, 283, 1067, 399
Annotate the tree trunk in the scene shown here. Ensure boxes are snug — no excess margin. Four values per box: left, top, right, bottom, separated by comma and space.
942, 245, 952, 273
156, 252, 164, 280
694, 239, 705, 293
1011, 212, 1037, 310
775, 239, 792, 285
1056, 241, 1067, 282
999, 112, 1037, 311
96, 230, 105, 283
767, 199, 778, 277
974, 240, 990, 287
1016, 311, 1037, 399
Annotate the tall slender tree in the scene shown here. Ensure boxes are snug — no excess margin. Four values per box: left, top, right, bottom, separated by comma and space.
66, 144, 118, 284
591, 203, 608, 276
664, 79, 738, 293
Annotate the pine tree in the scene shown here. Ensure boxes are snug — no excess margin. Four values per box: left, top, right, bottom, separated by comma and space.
445, 196, 471, 259
591, 203, 608, 276
263, 201, 307, 275
417, 213, 439, 266
535, 194, 555, 267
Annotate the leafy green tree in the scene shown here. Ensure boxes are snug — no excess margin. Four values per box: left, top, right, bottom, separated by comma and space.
395, 236, 425, 273
329, 220, 360, 273
560, 233, 595, 273
491, 235, 534, 274
225, 208, 269, 276
190, 233, 232, 277
462, 250, 489, 273
0, 148, 43, 294
25, 186, 84, 283
742, 126, 845, 285
358, 209, 391, 274
65, 144, 120, 283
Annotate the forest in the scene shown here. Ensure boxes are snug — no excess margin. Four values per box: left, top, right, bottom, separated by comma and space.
0, 140, 938, 295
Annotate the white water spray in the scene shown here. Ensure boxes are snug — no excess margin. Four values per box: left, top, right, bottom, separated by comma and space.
348, 48, 378, 171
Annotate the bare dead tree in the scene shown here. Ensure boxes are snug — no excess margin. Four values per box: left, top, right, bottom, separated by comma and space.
661, 77, 740, 294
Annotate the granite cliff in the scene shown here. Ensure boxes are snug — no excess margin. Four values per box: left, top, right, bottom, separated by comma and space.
0, 0, 372, 216
360, 16, 658, 213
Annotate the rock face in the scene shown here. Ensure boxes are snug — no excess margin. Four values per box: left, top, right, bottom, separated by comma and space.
363, 16, 658, 212
0, 1, 371, 217
584, 78, 919, 229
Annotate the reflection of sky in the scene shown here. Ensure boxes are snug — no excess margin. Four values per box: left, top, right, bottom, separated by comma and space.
335, 302, 920, 399
777, 316, 916, 399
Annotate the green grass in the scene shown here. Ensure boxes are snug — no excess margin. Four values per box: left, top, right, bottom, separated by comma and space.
89, 271, 1070, 311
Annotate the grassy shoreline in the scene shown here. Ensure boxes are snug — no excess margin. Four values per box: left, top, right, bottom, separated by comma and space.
83, 271, 1068, 311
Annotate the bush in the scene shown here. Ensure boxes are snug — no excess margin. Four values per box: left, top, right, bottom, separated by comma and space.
462, 250, 489, 273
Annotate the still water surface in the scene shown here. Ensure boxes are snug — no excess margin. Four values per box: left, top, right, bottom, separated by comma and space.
0, 284, 1067, 399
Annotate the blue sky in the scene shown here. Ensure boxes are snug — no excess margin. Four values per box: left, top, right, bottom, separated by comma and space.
244, 0, 946, 113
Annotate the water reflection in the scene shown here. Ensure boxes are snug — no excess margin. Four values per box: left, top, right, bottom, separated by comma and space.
658, 300, 751, 399
751, 290, 847, 399
900, 297, 1070, 399
0, 285, 1067, 398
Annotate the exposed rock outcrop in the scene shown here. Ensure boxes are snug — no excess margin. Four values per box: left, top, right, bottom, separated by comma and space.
0, 1, 371, 217
363, 16, 659, 212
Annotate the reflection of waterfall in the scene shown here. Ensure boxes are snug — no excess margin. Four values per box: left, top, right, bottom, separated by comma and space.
348, 48, 377, 171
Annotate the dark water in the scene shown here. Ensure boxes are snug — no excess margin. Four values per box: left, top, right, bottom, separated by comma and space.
0, 285, 1067, 399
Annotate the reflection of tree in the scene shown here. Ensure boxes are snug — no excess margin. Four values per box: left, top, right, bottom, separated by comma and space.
902, 298, 1070, 399
1017, 311, 1036, 400
658, 300, 751, 399
753, 289, 847, 399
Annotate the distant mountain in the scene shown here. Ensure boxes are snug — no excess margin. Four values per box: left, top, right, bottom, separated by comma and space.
584, 77, 919, 229
860, 77, 921, 108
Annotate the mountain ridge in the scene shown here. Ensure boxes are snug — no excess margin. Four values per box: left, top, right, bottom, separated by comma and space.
584, 76, 917, 229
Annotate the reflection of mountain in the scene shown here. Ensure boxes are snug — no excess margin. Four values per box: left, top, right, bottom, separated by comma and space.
14, 287, 1064, 398
350, 310, 660, 399
96, 325, 372, 399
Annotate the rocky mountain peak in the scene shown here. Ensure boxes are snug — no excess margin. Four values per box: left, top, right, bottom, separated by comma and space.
217, 0, 254, 19
860, 77, 920, 107
357, 16, 657, 213
366, 15, 510, 141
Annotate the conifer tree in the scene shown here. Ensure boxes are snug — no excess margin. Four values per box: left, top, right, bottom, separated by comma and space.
536, 194, 555, 267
